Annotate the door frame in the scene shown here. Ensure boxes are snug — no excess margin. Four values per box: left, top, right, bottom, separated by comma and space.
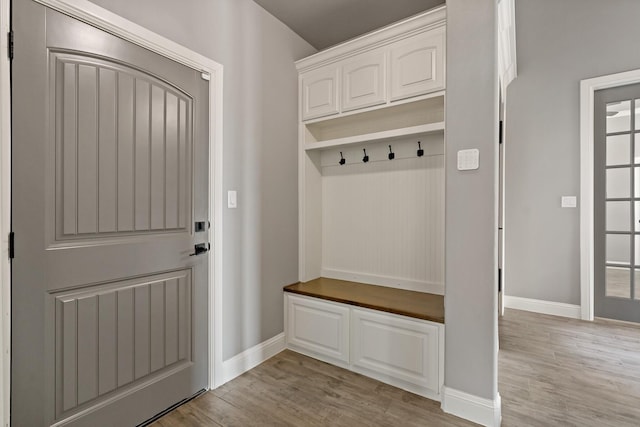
580, 68, 640, 321
0, 0, 10, 424
0, 0, 225, 424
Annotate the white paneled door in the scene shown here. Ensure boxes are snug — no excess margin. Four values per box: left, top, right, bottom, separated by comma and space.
11, 0, 210, 425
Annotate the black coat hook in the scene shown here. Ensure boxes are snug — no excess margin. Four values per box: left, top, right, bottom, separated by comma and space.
388, 145, 395, 160
417, 141, 424, 157
339, 151, 346, 165
362, 148, 369, 163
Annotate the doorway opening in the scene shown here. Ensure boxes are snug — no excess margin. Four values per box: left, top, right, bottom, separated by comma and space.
580, 69, 640, 322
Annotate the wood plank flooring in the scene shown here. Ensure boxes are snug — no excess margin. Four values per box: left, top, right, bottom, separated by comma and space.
149, 348, 474, 427
499, 309, 640, 427
151, 308, 640, 426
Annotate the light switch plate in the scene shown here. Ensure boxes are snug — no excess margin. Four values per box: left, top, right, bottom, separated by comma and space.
227, 190, 237, 208
561, 196, 577, 208
457, 149, 480, 171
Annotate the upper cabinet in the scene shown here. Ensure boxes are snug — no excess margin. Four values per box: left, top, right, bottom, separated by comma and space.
390, 27, 445, 102
298, 6, 446, 122
342, 50, 387, 112
301, 66, 340, 121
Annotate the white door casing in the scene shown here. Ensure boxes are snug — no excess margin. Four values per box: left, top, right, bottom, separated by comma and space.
0, 0, 223, 424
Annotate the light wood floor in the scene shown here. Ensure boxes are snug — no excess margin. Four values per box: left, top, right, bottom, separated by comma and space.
151, 309, 640, 426
499, 309, 640, 426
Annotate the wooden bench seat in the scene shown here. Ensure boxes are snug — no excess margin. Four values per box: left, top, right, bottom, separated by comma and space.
284, 277, 444, 324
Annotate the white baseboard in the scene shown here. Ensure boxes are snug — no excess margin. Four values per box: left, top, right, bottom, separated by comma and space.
504, 295, 581, 319
221, 332, 285, 385
441, 387, 501, 427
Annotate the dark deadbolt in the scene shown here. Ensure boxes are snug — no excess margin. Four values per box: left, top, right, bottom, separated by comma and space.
190, 243, 210, 256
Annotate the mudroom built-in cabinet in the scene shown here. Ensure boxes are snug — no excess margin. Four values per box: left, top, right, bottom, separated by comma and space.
285, 5, 447, 402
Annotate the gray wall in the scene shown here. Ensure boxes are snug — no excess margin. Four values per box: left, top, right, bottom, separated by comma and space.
505, 0, 640, 304
445, 0, 498, 401
87, 0, 316, 359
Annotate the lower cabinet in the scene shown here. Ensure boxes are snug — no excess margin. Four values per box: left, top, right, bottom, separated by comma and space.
284, 293, 444, 401
286, 293, 350, 367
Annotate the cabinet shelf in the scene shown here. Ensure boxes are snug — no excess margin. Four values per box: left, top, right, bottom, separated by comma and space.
304, 121, 444, 151
303, 95, 444, 152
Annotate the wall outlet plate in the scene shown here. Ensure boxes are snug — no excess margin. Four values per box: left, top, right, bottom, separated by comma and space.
561, 196, 577, 208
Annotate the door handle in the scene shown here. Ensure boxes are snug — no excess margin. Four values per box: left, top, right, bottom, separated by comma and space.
189, 243, 210, 256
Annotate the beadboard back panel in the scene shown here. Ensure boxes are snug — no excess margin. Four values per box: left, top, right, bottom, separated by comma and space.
320, 136, 444, 293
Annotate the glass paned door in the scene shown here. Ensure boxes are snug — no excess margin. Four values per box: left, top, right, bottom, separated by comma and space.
595, 83, 640, 322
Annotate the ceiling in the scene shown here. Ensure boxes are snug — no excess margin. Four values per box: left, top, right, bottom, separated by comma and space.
253, 0, 445, 51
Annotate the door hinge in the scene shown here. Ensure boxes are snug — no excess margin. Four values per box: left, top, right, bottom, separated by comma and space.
7, 31, 13, 60
498, 120, 503, 145
8, 232, 14, 259
498, 267, 502, 293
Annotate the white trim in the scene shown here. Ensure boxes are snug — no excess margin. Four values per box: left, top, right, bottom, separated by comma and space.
497, 0, 517, 97
210, 69, 225, 389
441, 387, 501, 427
579, 69, 640, 321
32, 0, 217, 75
295, 5, 446, 72
0, 0, 225, 421
221, 333, 286, 385
0, 0, 11, 425
504, 296, 581, 319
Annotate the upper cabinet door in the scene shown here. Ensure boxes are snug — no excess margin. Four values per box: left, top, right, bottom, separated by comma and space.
301, 66, 340, 121
342, 51, 387, 112
390, 27, 445, 102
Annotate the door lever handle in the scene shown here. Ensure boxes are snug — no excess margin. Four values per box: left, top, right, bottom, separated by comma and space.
189, 243, 210, 256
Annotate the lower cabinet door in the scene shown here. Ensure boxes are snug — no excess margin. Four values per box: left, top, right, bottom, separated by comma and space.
351, 308, 439, 393
285, 294, 350, 365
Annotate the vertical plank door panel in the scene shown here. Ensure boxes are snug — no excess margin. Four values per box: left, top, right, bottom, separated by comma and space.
117, 73, 135, 232
134, 80, 151, 231
77, 65, 98, 234
98, 67, 117, 233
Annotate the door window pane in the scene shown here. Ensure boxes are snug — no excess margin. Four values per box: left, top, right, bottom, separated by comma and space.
635, 270, 640, 300
607, 100, 631, 133
606, 267, 630, 298
607, 201, 630, 231
607, 234, 630, 265
635, 100, 640, 130
607, 168, 630, 198
607, 134, 630, 165
635, 135, 640, 164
